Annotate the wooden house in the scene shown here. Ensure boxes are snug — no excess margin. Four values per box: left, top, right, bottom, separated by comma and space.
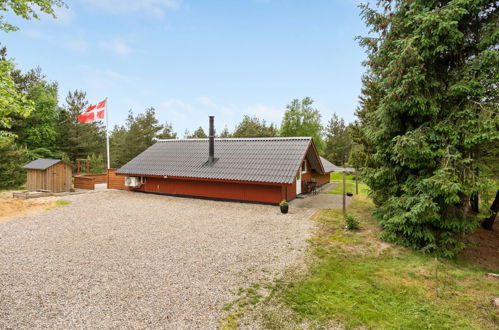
23, 159, 72, 193
116, 117, 334, 204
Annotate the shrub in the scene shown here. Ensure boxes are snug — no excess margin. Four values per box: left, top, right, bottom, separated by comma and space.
345, 214, 360, 230
279, 200, 288, 207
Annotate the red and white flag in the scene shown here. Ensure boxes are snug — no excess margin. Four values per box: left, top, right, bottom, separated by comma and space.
78, 99, 107, 122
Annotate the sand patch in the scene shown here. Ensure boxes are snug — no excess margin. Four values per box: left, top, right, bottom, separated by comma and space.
0, 198, 54, 223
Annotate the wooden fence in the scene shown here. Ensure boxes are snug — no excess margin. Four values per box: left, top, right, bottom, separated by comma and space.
107, 169, 126, 190
82, 173, 107, 184
74, 176, 95, 190
73, 170, 125, 190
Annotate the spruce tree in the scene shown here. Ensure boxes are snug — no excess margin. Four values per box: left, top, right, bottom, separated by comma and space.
357, 0, 498, 256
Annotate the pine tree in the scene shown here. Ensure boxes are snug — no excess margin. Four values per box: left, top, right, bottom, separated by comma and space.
109, 108, 165, 167
218, 125, 231, 138
57, 90, 106, 163
232, 115, 278, 138
158, 122, 177, 139
188, 126, 208, 138
357, 0, 499, 256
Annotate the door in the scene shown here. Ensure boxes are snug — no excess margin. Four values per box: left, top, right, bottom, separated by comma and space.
296, 171, 302, 195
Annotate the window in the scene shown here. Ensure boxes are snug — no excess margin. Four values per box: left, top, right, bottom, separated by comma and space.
301, 161, 307, 173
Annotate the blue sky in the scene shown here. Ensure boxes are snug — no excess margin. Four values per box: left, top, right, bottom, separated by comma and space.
3, 0, 369, 135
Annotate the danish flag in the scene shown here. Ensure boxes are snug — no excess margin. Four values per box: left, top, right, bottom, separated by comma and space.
78, 99, 107, 122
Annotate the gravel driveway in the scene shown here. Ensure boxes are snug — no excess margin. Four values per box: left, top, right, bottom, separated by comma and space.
0, 190, 315, 329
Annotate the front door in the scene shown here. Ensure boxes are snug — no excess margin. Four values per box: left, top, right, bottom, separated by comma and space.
296, 171, 302, 195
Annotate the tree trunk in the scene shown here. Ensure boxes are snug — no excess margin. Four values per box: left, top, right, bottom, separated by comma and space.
470, 193, 479, 213
481, 190, 499, 230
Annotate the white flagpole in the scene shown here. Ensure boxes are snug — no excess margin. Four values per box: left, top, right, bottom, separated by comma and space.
105, 97, 110, 169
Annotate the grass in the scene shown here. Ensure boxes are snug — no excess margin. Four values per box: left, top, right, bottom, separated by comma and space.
45, 199, 70, 210
0, 186, 26, 194
328, 172, 369, 195
330, 172, 356, 181
243, 196, 499, 329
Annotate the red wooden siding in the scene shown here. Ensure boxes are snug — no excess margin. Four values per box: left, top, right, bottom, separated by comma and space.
131, 177, 283, 204
298, 159, 329, 190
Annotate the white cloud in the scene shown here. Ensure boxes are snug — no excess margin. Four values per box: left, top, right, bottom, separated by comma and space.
198, 96, 217, 108
99, 39, 132, 55
155, 98, 282, 134
80, 0, 181, 16
81, 65, 131, 89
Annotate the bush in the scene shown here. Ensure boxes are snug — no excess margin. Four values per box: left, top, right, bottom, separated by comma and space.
345, 214, 360, 230
279, 200, 289, 207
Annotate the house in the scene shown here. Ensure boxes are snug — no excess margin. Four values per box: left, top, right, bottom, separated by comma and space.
116, 117, 334, 204
23, 159, 72, 193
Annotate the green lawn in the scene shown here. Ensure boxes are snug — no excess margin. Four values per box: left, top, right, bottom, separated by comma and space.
227, 196, 499, 329
330, 172, 356, 181
328, 172, 369, 195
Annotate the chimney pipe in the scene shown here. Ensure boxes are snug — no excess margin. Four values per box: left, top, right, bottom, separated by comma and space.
208, 116, 215, 163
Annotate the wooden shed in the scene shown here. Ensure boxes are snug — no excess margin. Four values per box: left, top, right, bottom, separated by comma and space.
23, 159, 72, 193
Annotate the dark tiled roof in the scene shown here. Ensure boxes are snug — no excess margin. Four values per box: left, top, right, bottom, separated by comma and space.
320, 156, 340, 173
23, 159, 62, 170
117, 137, 319, 184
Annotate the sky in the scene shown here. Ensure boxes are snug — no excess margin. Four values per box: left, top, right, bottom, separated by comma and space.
3, 0, 370, 135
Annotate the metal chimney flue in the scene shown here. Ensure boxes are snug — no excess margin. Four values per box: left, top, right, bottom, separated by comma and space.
208, 116, 215, 163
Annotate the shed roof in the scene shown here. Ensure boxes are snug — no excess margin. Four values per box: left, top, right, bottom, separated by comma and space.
117, 137, 324, 184
320, 156, 341, 173
23, 159, 62, 170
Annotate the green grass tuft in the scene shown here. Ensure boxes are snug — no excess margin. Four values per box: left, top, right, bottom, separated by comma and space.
55, 200, 70, 206
46, 200, 71, 211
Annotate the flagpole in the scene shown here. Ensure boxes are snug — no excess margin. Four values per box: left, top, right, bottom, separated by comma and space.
105, 97, 110, 169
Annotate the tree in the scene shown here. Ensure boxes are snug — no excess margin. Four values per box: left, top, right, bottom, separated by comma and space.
232, 115, 278, 138
110, 108, 164, 168
134, 107, 163, 146
0, 60, 32, 142
188, 126, 207, 138
0, 140, 28, 188
218, 125, 231, 138
88, 153, 105, 174
280, 97, 325, 153
57, 90, 106, 163
14, 80, 59, 153
324, 113, 353, 165
357, 0, 499, 256
0, 0, 66, 32
157, 122, 177, 139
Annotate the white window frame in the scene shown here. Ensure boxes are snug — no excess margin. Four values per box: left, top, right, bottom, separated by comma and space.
301, 160, 307, 174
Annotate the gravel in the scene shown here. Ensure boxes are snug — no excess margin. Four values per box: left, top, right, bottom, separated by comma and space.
0, 190, 315, 329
